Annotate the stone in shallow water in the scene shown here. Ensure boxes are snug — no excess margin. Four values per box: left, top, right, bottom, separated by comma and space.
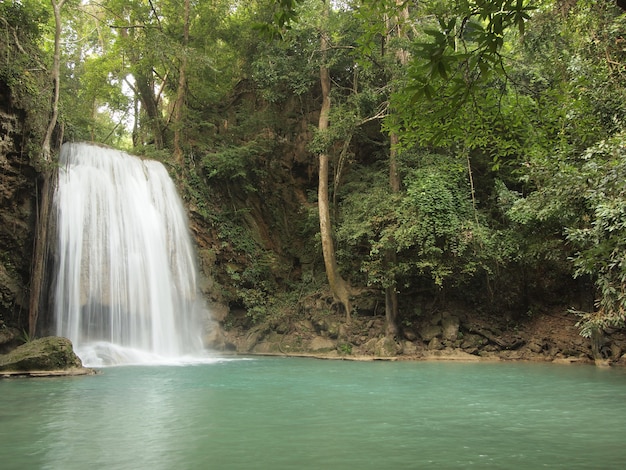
0, 336, 83, 371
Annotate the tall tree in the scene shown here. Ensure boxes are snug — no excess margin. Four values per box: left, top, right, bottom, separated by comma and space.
317, 0, 352, 321
41, 0, 66, 161
173, 0, 190, 164
384, 0, 412, 337
354, 0, 416, 336
29, 0, 67, 337
264, 0, 354, 320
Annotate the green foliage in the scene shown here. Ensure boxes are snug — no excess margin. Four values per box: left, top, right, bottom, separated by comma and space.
0, 0, 51, 147
0, 0, 49, 37
338, 342, 352, 355
490, 2, 626, 319
7, 0, 626, 338
561, 135, 626, 335
250, 37, 317, 103
401, 167, 470, 247
19, 328, 33, 344
337, 154, 497, 292
408, 0, 534, 102
201, 138, 273, 189
215, 220, 279, 321
253, 0, 305, 39
393, 161, 484, 287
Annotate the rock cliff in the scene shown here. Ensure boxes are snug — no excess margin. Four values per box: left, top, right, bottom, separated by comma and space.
0, 80, 36, 331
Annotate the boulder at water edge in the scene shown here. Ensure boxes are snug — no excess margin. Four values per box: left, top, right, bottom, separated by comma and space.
0, 336, 89, 375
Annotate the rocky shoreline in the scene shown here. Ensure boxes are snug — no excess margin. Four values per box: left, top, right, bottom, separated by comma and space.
221, 348, 600, 366
2, 304, 624, 378
208, 305, 626, 367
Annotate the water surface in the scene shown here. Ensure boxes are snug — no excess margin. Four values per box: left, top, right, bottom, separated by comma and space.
2, 358, 625, 469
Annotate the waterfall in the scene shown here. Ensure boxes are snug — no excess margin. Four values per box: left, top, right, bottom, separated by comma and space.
53, 142, 206, 366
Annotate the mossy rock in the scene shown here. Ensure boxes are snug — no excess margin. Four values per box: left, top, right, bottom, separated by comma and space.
0, 336, 83, 371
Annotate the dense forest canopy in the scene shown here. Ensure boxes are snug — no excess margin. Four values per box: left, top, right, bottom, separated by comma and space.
1, 0, 625, 339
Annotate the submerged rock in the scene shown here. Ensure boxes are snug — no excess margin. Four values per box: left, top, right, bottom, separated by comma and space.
0, 336, 84, 372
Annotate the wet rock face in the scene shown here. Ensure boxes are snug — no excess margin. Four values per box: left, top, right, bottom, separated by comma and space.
0, 84, 35, 329
0, 336, 83, 372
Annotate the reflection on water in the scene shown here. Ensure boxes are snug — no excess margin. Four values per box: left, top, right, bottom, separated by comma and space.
2, 358, 626, 469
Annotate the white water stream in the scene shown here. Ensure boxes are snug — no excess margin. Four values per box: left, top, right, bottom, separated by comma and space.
53, 142, 206, 366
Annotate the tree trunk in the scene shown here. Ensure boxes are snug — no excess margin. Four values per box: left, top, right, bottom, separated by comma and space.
385, 276, 399, 336
28, 171, 56, 338
385, 132, 401, 337
29, 0, 66, 337
40, 0, 66, 163
382, 1, 410, 338
173, 0, 190, 165
117, 26, 164, 148
135, 71, 164, 149
317, 7, 351, 322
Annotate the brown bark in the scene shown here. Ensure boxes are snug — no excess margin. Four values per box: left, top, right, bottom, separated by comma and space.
385, 133, 401, 337
135, 71, 164, 149
29, 0, 66, 337
383, 1, 411, 338
317, 9, 352, 322
117, 25, 165, 149
173, 0, 190, 165
40, 0, 66, 163
389, 133, 401, 193
28, 171, 56, 338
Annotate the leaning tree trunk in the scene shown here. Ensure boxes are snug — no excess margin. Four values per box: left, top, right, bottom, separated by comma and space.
29, 0, 66, 337
317, 13, 351, 322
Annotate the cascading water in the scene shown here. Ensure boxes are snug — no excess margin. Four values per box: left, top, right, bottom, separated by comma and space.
53, 142, 207, 366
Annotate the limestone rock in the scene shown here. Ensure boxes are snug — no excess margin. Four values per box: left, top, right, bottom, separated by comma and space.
419, 324, 442, 342
309, 336, 335, 352
441, 315, 460, 341
401, 340, 422, 356
243, 325, 269, 352
460, 333, 485, 353
428, 337, 443, 350
207, 302, 229, 322
361, 337, 379, 355
0, 100, 36, 330
375, 337, 402, 357
203, 324, 236, 351
0, 336, 83, 371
